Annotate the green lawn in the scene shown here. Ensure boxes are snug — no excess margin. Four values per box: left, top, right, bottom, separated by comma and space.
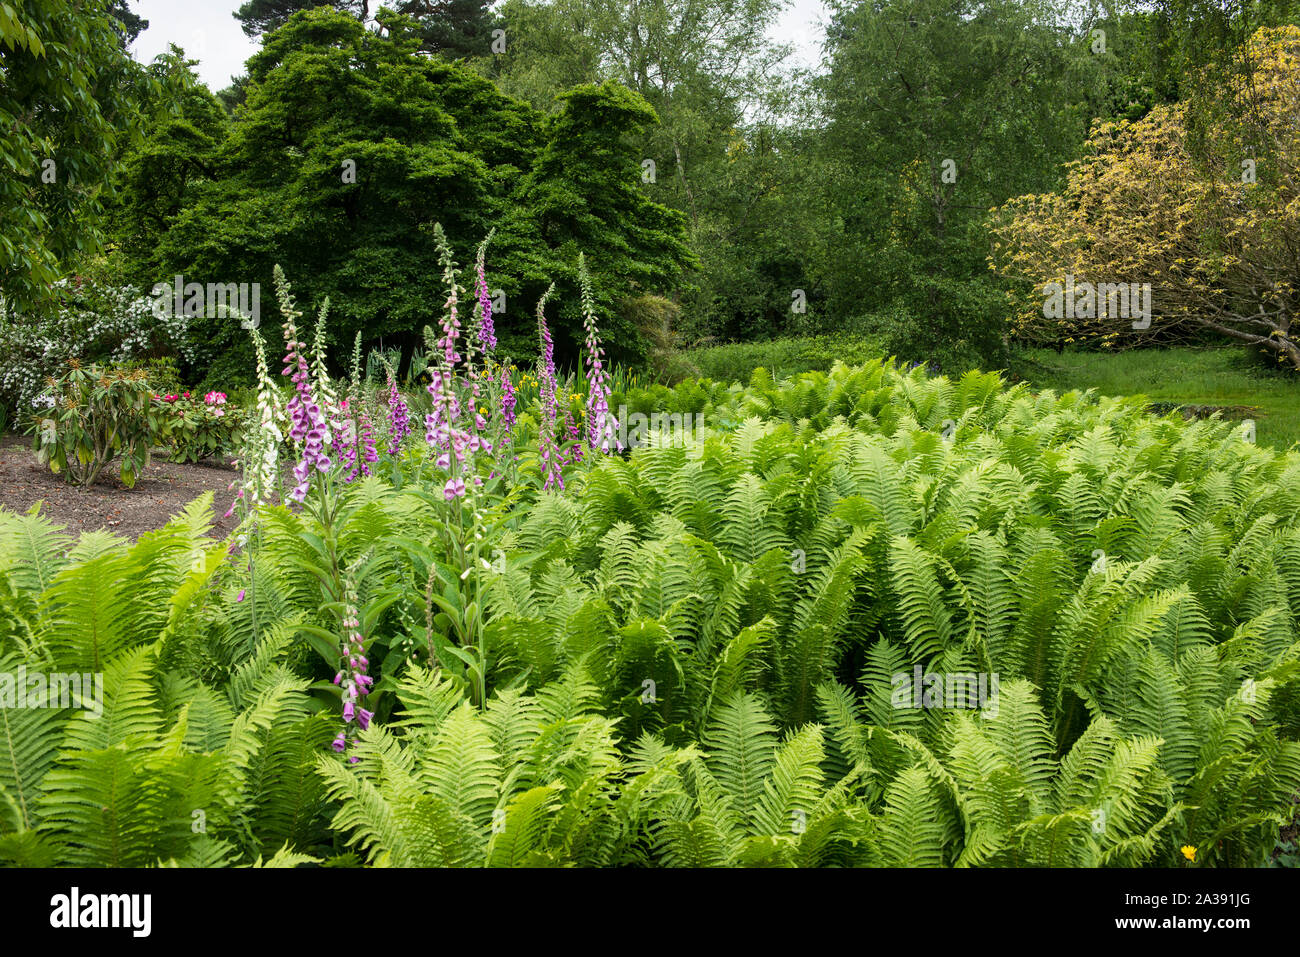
1008, 346, 1300, 451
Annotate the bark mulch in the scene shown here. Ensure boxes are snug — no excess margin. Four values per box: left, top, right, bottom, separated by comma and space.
0, 433, 239, 540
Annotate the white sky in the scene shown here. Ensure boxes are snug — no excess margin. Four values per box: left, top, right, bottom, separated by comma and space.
779, 0, 829, 72
128, 0, 828, 90
130, 0, 260, 90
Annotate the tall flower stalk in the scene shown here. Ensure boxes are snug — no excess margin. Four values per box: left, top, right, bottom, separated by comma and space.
275, 266, 332, 502
340, 332, 378, 481
424, 224, 478, 501
383, 359, 410, 454
460, 239, 491, 476
330, 568, 373, 762
418, 226, 498, 710
499, 364, 516, 435
231, 327, 284, 513
311, 299, 341, 419
578, 253, 621, 455
342, 406, 378, 481
470, 230, 523, 482
535, 283, 563, 491
474, 228, 497, 355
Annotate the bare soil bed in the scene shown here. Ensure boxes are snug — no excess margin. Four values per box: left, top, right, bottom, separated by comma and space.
0, 433, 239, 539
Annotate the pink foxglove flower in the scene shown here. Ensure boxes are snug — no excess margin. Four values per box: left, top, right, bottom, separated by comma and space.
333, 578, 373, 759
500, 365, 516, 434
425, 240, 466, 465
474, 231, 497, 354
425, 224, 491, 499
578, 253, 621, 454
565, 410, 584, 465
342, 407, 379, 481
274, 267, 332, 502
535, 284, 564, 491
386, 376, 410, 454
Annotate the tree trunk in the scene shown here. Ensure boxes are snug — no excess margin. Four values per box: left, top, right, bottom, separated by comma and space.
1195, 316, 1300, 371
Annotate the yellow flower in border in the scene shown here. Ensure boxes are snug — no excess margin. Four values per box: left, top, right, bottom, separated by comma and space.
1180, 845, 1196, 862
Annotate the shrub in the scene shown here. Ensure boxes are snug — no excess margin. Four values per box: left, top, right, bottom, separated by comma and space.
29, 362, 159, 488
154, 390, 243, 464
126, 356, 183, 398
0, 276, 194, 417
685, 334, 888, 384
863, 278, 1010, 376
990, 26, 1300, 370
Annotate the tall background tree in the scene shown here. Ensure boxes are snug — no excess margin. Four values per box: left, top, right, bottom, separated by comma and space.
108, 8, 693, 383
395, 0, 497, 56
235, 0, 369, 36
810, 0, 1109, 371
0, 0, 153, 309
490, 0, 802, 341
991, 25, 1300, 369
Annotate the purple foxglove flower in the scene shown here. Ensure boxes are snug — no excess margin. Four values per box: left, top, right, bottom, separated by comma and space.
330, 576, 375, 760
500, 366, 516, 433
283, 317, 333, 500
342, 407, 379, 482
536, 289, 564, 491
578, 255, 622, 455
474, 243, 497, 353
387, 378, 410, 454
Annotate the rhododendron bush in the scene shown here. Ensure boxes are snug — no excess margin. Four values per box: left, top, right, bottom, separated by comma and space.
27, 362, 157, 488
154, 389, 242, 464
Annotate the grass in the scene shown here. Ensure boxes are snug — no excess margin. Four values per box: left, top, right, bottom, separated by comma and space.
682, 334, 888, 384
1008, 345, 1300, 451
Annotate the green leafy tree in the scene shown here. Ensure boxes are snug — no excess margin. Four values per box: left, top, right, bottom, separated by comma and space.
107, 51, 230, 275
395, 0, 498, 57
812, 0, 1105, 370
511, 80, 696, 361
0, 0, 153, 309
234, 0, 368, 36
1118, 0, 1300, 108
111, 9, 691, 378
134, 9, 540, 382
491, 0, 798, 343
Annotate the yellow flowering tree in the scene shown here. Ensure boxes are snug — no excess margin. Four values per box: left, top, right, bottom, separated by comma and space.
990, 26, 1300, 370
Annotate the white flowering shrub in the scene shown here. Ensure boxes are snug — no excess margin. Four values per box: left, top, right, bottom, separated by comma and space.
0, 278, 195, 415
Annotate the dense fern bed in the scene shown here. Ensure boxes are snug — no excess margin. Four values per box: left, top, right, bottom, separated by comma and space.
2, 360, 1298, 867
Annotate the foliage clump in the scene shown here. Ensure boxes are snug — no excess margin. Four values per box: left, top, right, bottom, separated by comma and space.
3, 358, 1299, 867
